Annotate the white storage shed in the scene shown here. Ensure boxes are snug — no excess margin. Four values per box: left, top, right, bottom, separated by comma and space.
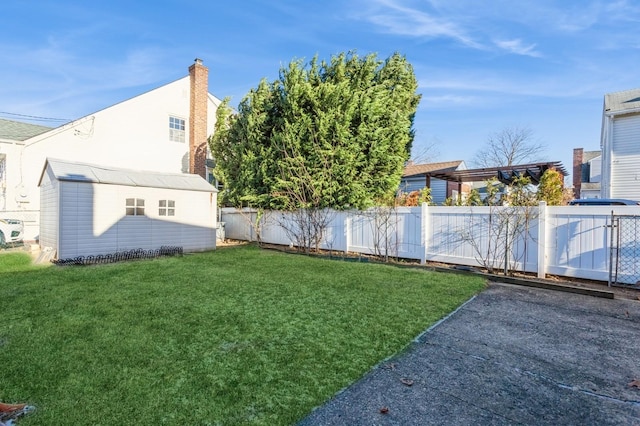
38, 158, 217, 260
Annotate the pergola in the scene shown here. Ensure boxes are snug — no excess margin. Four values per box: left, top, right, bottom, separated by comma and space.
428, 161, 568, 198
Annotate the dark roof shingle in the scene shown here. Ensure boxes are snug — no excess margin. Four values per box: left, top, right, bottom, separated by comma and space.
0, 118, 52, 141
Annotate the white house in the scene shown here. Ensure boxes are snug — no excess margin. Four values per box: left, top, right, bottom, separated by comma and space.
0, 58, 221, 240
400, 160, 468, 204
0, 119, 52, 236
600, 88, 640, 200
571, 148, 601, 199
39, 158, 217, 260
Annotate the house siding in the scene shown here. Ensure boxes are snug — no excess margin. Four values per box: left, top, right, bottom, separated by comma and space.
5, 61, 221, 241
610, 115, 640, 200
399, 177, 447, 204
589, 156, 601, 183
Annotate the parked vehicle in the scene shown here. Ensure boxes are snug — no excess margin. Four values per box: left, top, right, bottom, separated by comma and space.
0, 219, 24, 245
569, 198, 640, 206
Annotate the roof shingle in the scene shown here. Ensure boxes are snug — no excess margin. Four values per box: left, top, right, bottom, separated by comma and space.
402, 160, 463, 177
0, 118, 52, 141
604, 88, 640, 114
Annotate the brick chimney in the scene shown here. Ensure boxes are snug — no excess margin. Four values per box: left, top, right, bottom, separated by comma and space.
572, 148, 583, 199
189, 58, 208, 178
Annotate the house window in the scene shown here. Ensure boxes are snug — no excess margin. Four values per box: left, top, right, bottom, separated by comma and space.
126, 198, 145, 216
159, 200, 175, 216
169, 116, 185, 143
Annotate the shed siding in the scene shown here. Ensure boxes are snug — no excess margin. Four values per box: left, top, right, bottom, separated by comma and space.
38, 167, 59, 250
611, 115, 640, 200
56, 180, 216, 259
59, 183, 77, 256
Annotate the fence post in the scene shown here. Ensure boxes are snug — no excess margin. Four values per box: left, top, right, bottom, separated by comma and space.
421, 202, 429, 264
345, 212, 351, 254
537, 201, 547, 279
248, 209, 255, 242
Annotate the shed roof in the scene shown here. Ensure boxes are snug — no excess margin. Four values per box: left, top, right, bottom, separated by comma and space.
604, 88, 640, 114
0, 118, 52, 141
39, 158, 217, 192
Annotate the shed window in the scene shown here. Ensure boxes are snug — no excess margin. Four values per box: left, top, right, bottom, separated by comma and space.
159, 200, 175, 216
169, 116, 185, 143
126, 198, 145, 216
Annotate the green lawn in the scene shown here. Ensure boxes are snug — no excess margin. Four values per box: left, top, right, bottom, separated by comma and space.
0, 245, 485, 425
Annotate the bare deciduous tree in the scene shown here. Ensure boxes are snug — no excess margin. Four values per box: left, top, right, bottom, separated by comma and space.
458, 177, 538, 275
235, 207, 273, 247
272, 136, 335, 254
358, 206, 400, 262
473, 126, 546, 168
410, 139, 441, 164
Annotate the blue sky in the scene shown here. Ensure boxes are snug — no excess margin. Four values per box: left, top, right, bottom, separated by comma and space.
2, 0, 640, 180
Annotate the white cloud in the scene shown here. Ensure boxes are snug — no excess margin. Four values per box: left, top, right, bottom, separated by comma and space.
0, 37, 174, 121
416, 68, 605, 100
361, 0, 483, 49
421, 94, 478, 108
494, 39, 542, 57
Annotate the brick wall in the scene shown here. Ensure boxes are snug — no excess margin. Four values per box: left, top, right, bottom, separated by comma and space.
572, 148, 583, 199
189, 58, 208, 179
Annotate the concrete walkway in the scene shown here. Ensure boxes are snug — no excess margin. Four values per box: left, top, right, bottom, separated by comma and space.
299, 283, 640, 425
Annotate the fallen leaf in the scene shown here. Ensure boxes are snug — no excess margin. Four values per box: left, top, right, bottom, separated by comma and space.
400, 378, 414, 386
379, 407, 389, 414
383, 363, 397, 370
628, 379, 640, 389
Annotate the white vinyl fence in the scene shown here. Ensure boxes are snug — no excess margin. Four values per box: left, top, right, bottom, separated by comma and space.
221, 204, 640, 283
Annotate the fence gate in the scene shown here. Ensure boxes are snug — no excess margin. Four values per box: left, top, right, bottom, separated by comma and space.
609, 214, 640, 287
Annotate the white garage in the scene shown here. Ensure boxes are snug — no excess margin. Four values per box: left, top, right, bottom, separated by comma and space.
38, 158, 217, 260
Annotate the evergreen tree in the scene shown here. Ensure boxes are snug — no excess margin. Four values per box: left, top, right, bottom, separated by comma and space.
209, 51, 421, 210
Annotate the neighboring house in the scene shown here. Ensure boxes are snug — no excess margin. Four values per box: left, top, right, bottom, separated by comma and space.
400, 160, 469, 204
1, 58, 221, 241
600, 88, 640, 200
572, 148, 601, 199
39, 158, 217, 260
0, 119, 51, 211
